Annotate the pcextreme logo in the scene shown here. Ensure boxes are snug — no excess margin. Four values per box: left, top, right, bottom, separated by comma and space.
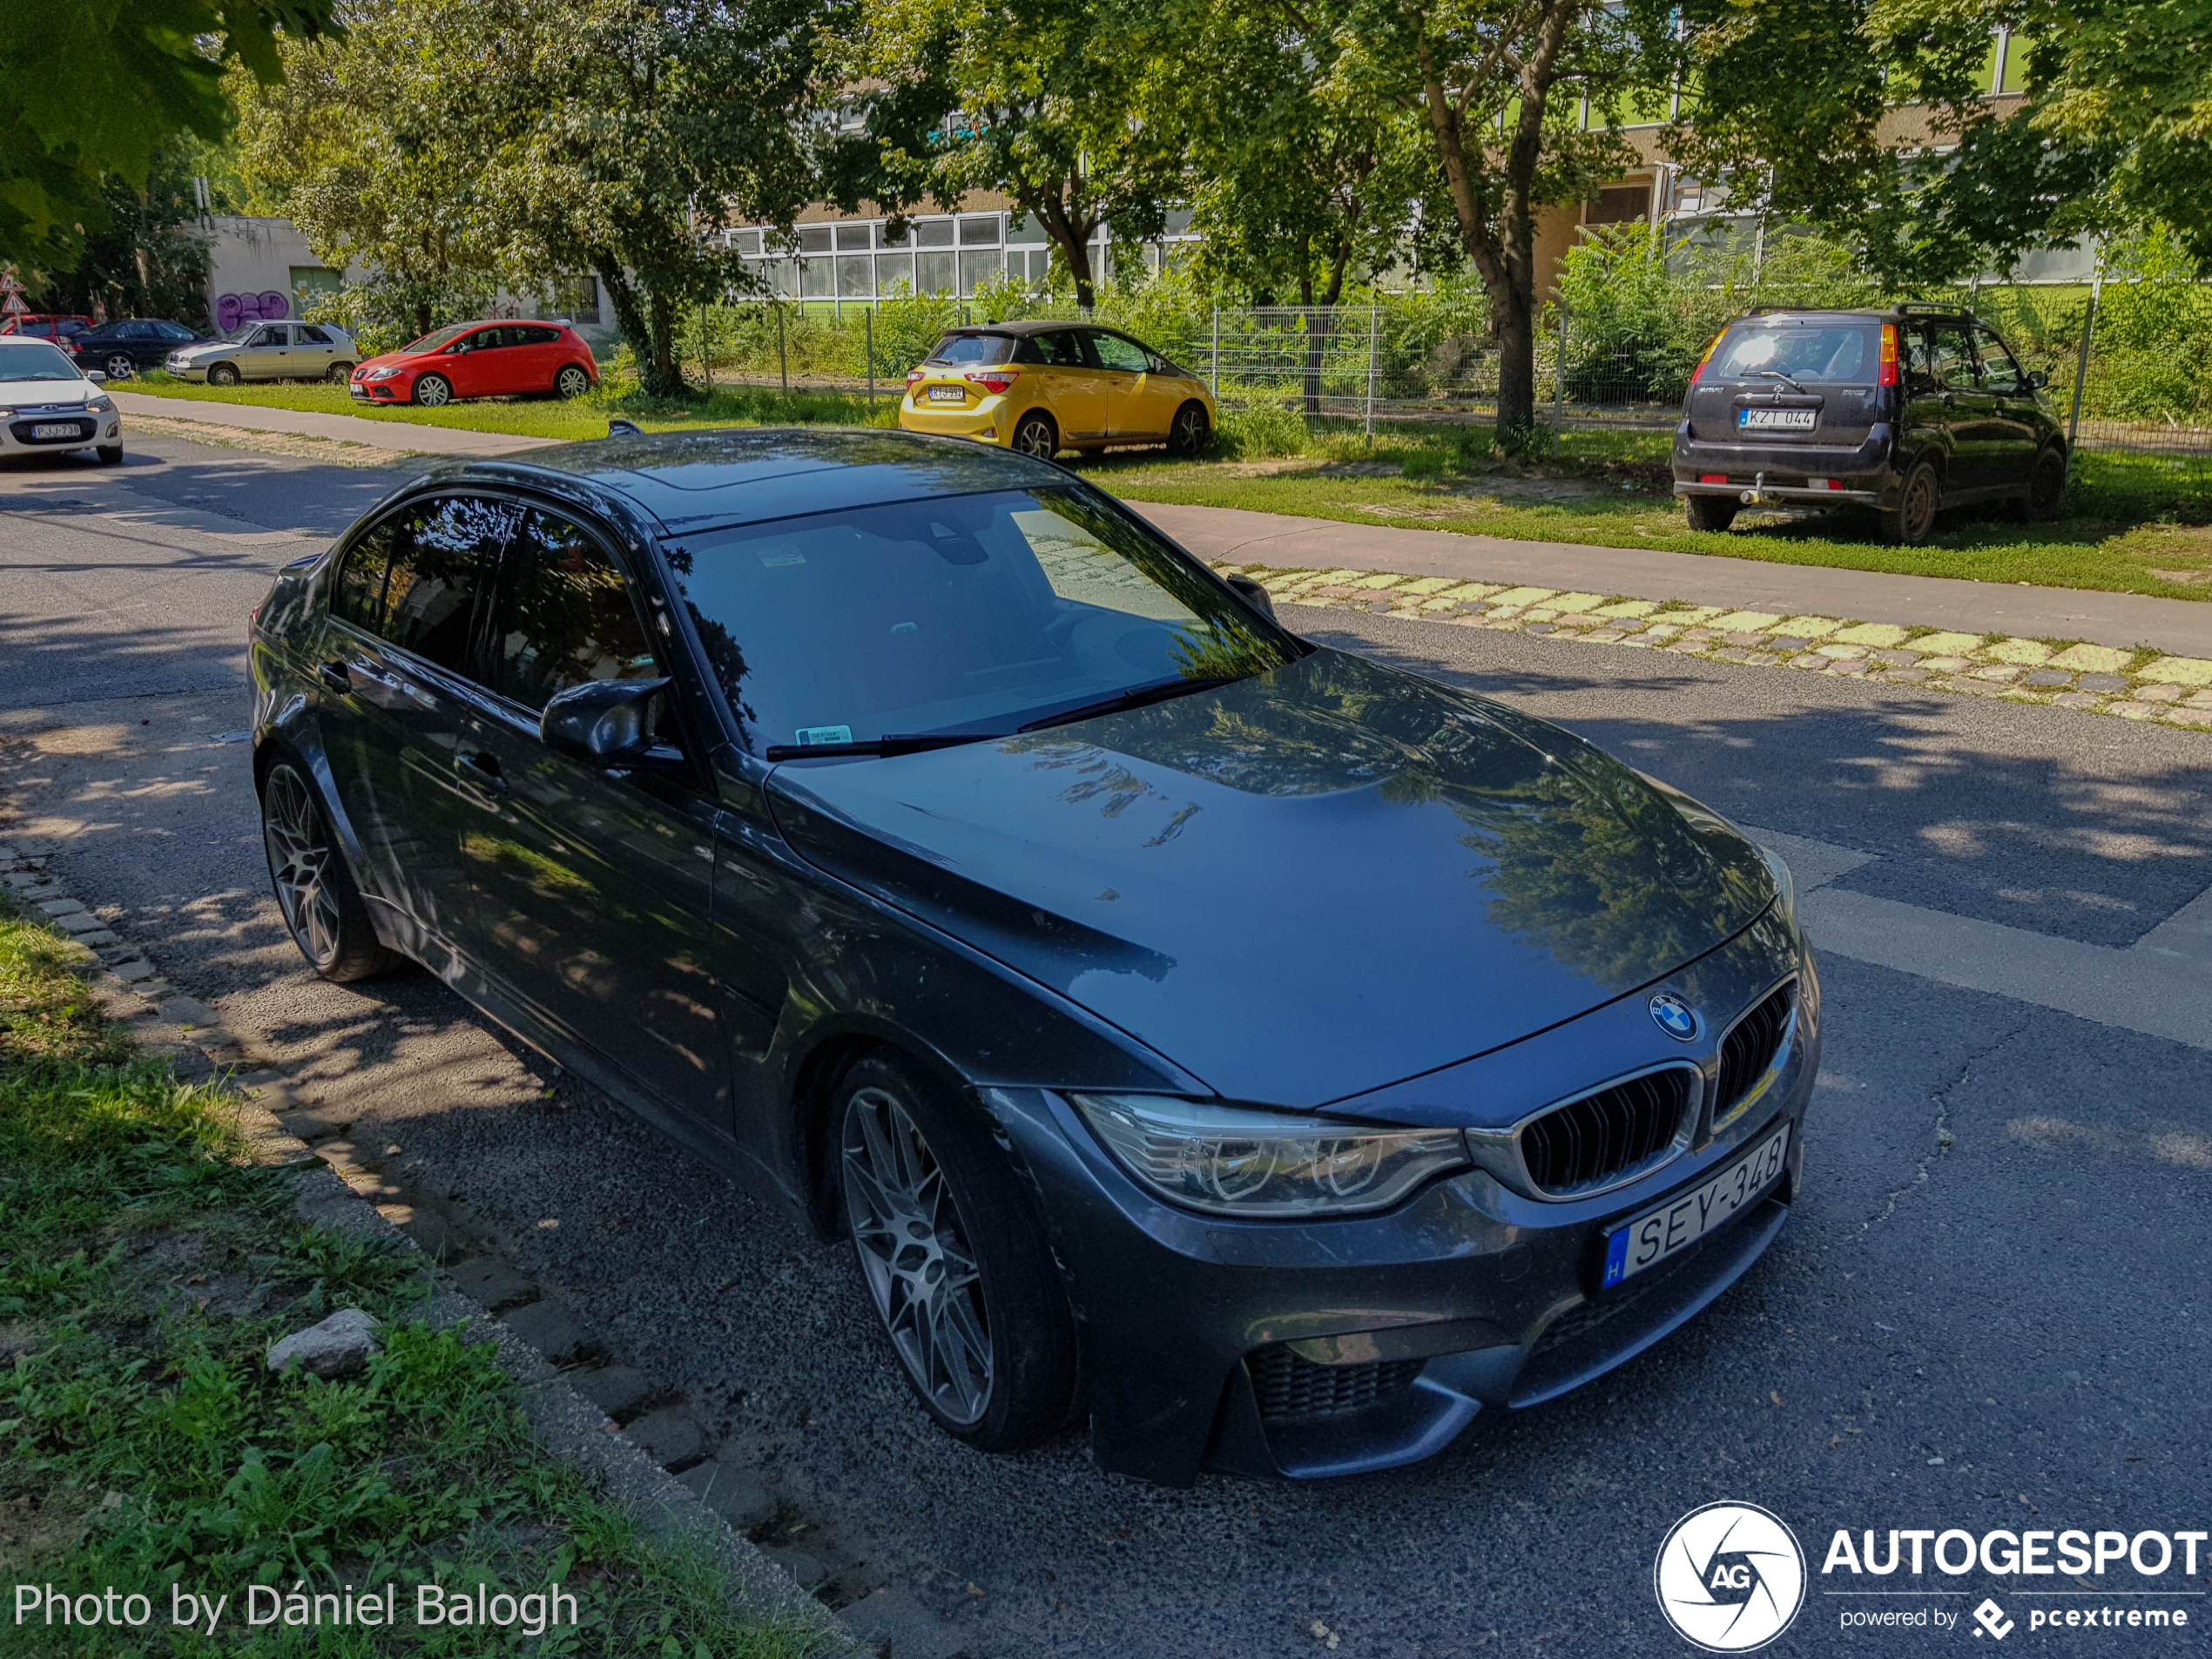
1656, 1501, 1809, 1652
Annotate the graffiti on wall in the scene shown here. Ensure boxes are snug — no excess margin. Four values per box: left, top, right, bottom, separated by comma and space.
215, 291, 291, 331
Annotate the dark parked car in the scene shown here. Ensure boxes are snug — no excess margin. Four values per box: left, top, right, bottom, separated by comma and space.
249, 428, 1819, 1485
1673, 302, 2067, 545
68, 317, 204, 380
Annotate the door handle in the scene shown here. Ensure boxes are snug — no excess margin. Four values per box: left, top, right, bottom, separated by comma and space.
455, 751, 507, 796
318, 661, 351, 695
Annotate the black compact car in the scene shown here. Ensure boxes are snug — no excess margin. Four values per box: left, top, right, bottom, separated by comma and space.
1673, 303, 2067, 545
68, 317, 204, 380
250, 428, 1818, 1485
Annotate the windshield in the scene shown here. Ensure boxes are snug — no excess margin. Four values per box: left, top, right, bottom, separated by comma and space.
664, 486, 1294, 753
1710, 322, 1878, 386
0, 343, 83, 381
400, 322, 475, 354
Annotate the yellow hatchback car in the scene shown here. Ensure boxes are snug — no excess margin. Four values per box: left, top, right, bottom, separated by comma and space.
898, 320, 1216, 460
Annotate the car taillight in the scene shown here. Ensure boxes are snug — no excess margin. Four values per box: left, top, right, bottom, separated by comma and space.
1878, 324, 1898, 388
965, 368, 1019, 395
1689, 333, 1721, 386
905, 368, 924, 385
1698, 473, 1729, 484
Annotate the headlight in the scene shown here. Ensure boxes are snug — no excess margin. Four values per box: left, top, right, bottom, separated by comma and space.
1757, 843, 1797, 927
362, 366, 401, 381
1069, 1094, 1468, 1218
86, 395, 113, 413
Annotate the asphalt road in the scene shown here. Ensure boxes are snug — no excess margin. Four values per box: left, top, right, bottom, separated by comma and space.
3, 432, 2209, 1657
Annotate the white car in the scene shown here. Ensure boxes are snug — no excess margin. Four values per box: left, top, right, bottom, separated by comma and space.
165, 321, 358, 386
0, 336, 122, 463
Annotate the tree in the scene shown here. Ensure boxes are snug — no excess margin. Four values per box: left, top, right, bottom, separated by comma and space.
1315, 0, 1659, 440
233, 0, 507, 342
1170, 0, 1427, 408
0, 0, 336, 266
31, 143, 215, 322
858, 0, 1183, 311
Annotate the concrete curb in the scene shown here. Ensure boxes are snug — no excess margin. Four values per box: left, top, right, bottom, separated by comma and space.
0, 840, 856, 1655
111, 388, 560, 459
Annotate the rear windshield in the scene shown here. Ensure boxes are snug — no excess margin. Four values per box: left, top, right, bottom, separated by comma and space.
1710, 322, 1878, 386
926, 333, 1015, 367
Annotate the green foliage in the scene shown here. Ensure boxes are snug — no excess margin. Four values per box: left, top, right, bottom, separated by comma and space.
0, 0, 337, 266
1213, 403, 1310, 459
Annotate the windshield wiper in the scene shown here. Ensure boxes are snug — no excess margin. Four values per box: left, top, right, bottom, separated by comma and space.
1016, 674, 1243, 734
1745, 368, 1811, 395
763, 731, 1001, 761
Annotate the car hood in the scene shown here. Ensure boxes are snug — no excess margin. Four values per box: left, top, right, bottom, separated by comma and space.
765, 648, 1776, 1108
353, 352, 431, 375
0, 378, 102, 405
166, 341, 231, 359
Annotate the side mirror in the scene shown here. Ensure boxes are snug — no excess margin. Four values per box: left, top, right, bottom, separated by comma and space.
2027, 368, 2049, 389
1224, 572, 1278, 624
541, 678, 670, 765
84, 369, 106, 385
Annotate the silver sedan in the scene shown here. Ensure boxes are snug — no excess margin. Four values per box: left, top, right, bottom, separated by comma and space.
166, 322, 359, 386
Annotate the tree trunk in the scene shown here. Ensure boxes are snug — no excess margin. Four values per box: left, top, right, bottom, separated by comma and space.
602, 265, 686, 398
1033, 193, 1098, 313
1494, 287, 1536, 433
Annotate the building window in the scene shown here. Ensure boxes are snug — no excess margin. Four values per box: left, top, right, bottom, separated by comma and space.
836, 255, 873, 297
546, 273, 600, 323
799, 226, 833, 254
1586, 184, 1651, 226
958, 248, 1001, 293
958, 214, 1001, 246
916, 250, 956, 293
916, 219, 956, 248
800, 258, 832, 297
876, 251, 915, 292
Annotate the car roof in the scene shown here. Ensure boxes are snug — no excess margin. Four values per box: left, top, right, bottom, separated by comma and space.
430, 426, 1078, 533
939, 319, 1106, 338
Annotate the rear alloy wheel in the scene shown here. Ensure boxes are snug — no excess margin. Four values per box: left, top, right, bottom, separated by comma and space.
2023, 446, 2067, 522
555, 363, 591, 400
207, 362, 240, 388
1167, 401, 1211, 458
260, 761, 399, 982
836, 1055, 1076, 1450
1879, 459, 1941, 546
1684, 495, 1738, 533
104, 354, 135, 381
1011, 410, 1058, 460
327, 361, 354, 384
412, 373, 452, 408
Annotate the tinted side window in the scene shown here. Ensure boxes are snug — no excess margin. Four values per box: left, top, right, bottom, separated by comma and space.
494, 509, 661, 711
1974, 327, 2026, 395
518, 325, 561, 346
380, 496, 515, 673
333, 520, 402, 632
301, 325, 333, 345
1032, 330, 1086, 368
1902, 326, 1936, 393
1088, 331, 1149, 372
1928, 323, 1979, 391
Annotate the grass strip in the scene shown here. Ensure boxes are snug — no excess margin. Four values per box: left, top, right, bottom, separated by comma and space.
0, 895, 820, 1656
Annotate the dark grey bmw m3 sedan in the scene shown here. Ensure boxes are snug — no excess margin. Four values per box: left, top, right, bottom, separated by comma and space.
249, 428, 1819, 1486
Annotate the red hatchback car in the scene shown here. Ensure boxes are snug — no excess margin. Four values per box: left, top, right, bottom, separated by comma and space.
350, 320, 598, 407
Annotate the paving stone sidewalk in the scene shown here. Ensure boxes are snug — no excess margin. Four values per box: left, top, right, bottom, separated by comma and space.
1223, 563, 2212, 732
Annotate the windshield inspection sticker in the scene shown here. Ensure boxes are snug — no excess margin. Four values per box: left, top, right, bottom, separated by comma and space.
793, 725, 853, 746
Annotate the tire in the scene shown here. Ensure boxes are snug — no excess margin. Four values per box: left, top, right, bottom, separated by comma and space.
95, 444, 122, 465
207, 362, 239, 388
327, 361, 354, 384
104, 354, 135, 381
412, 373, 453, 408
2022, 445, 2067, 522
1684, 495, 1737, 533
1010, 410, 1059, 460
1878, 458, 1941, 546
835, 1053, 1076, 1451
1167, 400, 1211, 458
554, 363, 591, 400
260, 760, 400, 982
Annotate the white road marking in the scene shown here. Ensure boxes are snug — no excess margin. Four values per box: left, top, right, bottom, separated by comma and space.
1742, 823, 2212, 1052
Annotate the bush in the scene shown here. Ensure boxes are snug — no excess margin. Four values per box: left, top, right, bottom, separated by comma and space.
1215, 402, 1309, 459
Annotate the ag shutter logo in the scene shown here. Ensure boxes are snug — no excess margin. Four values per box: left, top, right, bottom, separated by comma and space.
1655, 1501, 1807, 1652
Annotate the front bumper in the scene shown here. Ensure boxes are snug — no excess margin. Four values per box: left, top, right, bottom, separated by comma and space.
0, 410, 120, 450
165, 361, 211, 381
986, 907, 1819, 1486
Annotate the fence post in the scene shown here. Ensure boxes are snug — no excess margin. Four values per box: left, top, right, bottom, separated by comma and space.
2066, 243, 2102, 481
1553, 300, 1568, 455
1211, 302, 1219, 398
866, 307, 876, 412
1364, 302, 1378, 446
776, 304, 788, 395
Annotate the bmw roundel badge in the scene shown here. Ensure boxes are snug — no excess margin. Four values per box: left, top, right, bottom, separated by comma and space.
1649, 992, 1701, 1042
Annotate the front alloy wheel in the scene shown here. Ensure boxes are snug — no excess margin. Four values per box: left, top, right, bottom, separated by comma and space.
1168, 401, 1211, 457
260, 762, 397, 982
835, 1055, 1076, 1450
412, 373, 453, 408
104, 354, 135, 381
207, 362, 239, 388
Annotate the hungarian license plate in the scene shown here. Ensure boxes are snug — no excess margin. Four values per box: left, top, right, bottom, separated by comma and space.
30, 422, 81, 440
1738, 408, 1816, 430
926, 385, 965, 402
1602, 1124, 1790, 1287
